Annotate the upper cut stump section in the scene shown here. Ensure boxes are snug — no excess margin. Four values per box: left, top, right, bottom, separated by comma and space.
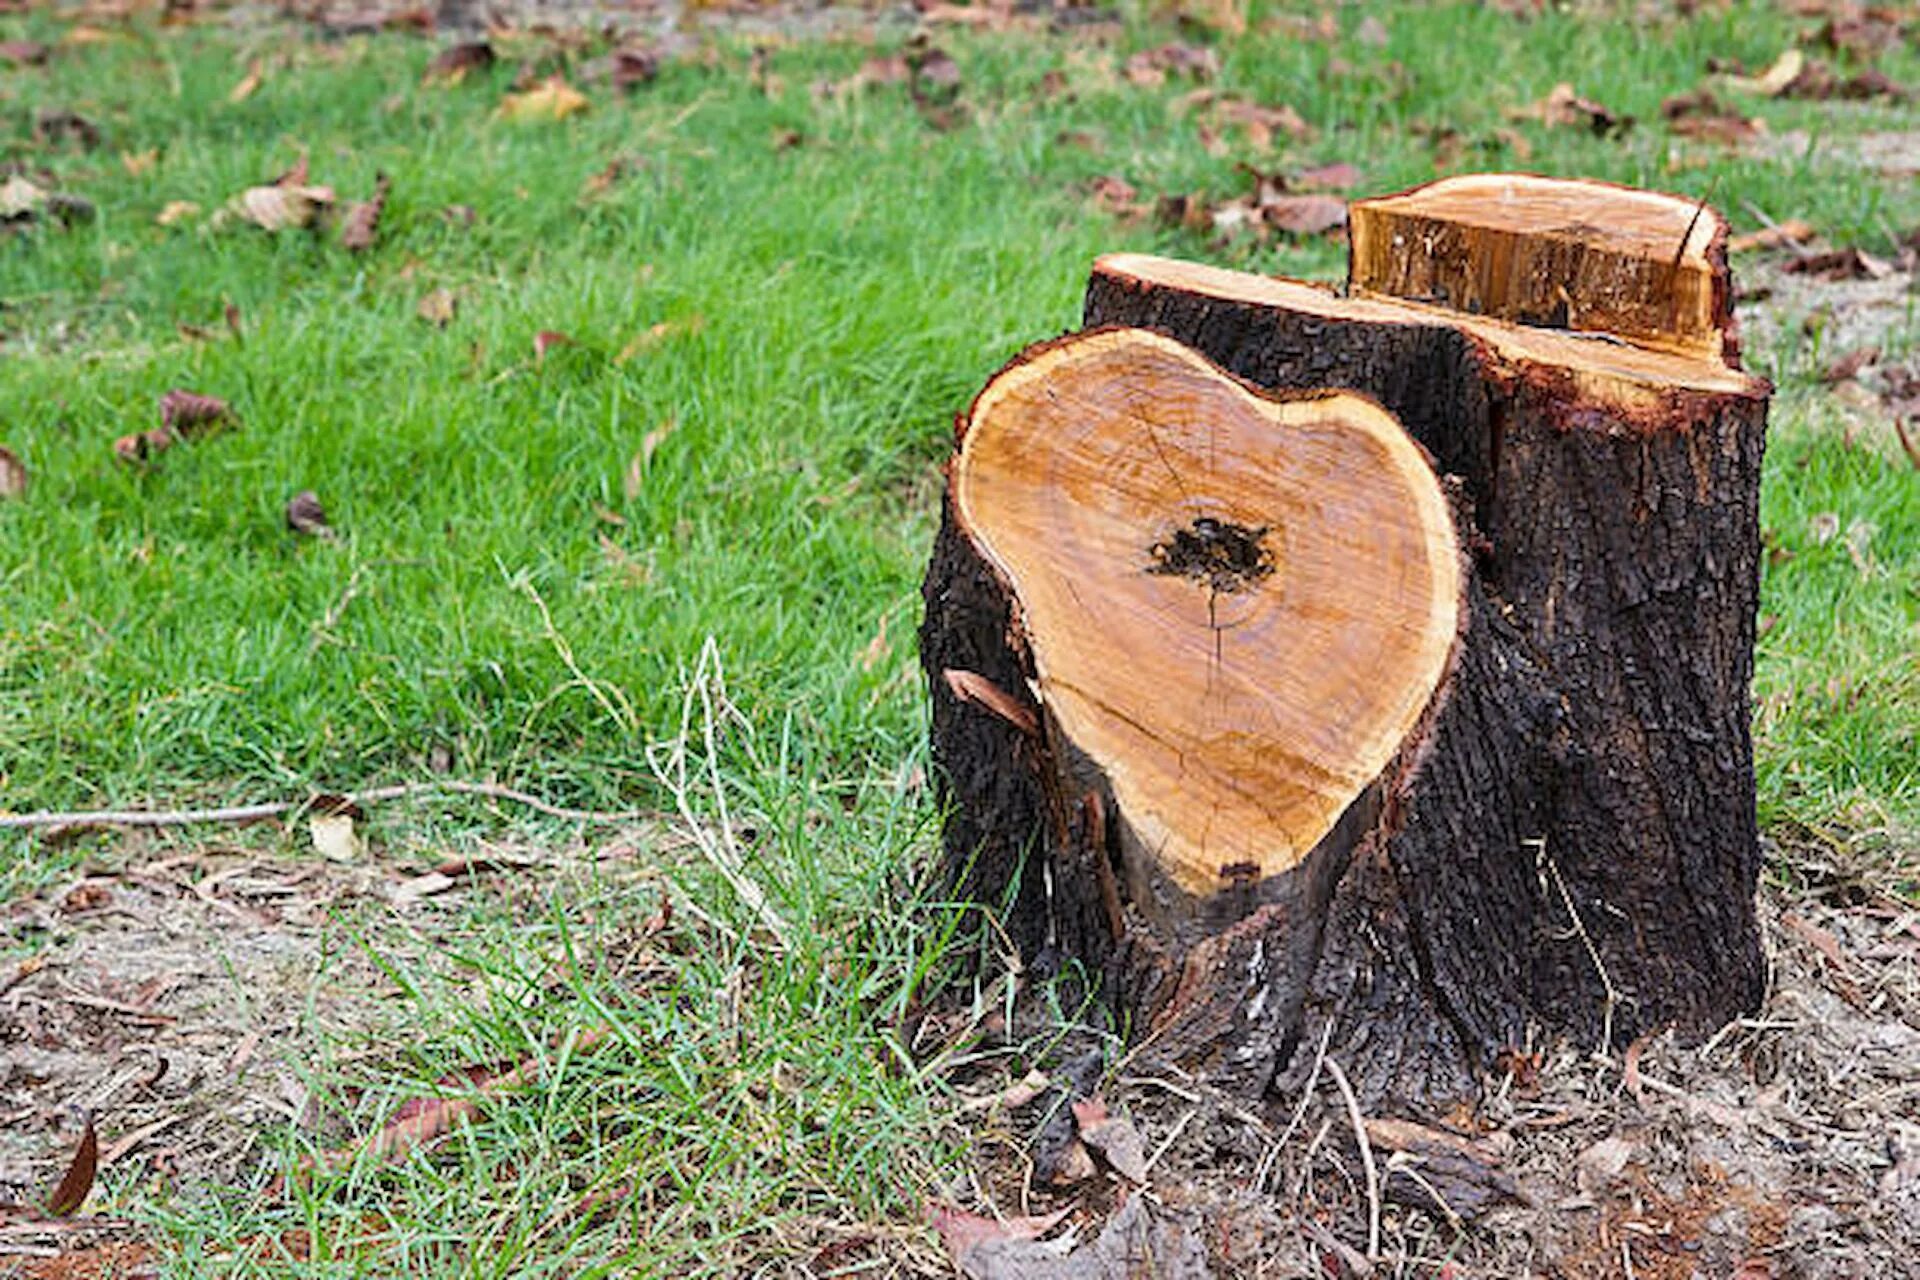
1349, 174, 1737, 363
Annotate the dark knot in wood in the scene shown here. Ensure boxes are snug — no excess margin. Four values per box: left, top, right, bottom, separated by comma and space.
1145, 517, 1274, 595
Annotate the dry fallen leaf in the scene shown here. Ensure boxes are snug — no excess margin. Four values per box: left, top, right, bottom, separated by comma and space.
0, 445, 26, 500
1072, 1095, 1151, 1183
1726, 47, 1805, 97
581, 43, 659, 94
233, 182, 334, 232
942, 668, 1038, 737
1124, 41, 1218, 87
228, 60, 264, 103
532, 330, 576, 363
1260, 192, 1348, 234
121, 148, 158, 176
1727, 219, 1815, 253
0, 39, 49, 66
285, 490, 335, 539
1575, 1134, 1635, 1187
417, 288, 457, 327
614, 316, 705, 363
310, 812, 362, 862
1510, 82, 1629, 135
1087, 174, 1148, 221
155, 199, 199, 226
1661, 90, 1762, 145
113, 429, 174, 464
1, 174, 48, 221
339, 172, 390, 252
424, 40, 494, 85
1809, 512, 1840, 545
1820, 346, 1880, 384
642, 416, 676, 464
160, 389, 231, 437
926, 1202, 1073, 1266
44, 1114, 98, 1217
35, 109, 100, 150
1782, 247, 1893, 280
1294, 161, 1361, 191
498, 77, 589, 123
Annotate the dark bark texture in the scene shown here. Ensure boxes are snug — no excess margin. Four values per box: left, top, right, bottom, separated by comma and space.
919, 259, 1769, 1111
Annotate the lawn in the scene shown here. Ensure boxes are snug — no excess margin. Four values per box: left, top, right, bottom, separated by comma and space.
1, 0, 1916, 1273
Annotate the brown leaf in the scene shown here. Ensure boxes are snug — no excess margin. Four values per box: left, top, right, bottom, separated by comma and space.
1785, 63, 1907, 101
113, 429, 174, 464
621, 418, 677, 497
1, 175, 48, 221
301, 1027, 611, 1180
614, 316, 705, 362
121, 148, 158, 176
1510, 82, 1630, 135
1812, 14, 1902, 59
1087, 174, 1147, 221
856, 53, 910, 86
1294, 161, 1361, 191
1782, 247, 1893, 280
533, 330, 576, 362
35, 109, 100, 149
417, 288, 458, 327
1124, 42, 1218, 87
338, 172, 390, 252
285, 490, 335, 539
1727, 218, 1815, 252
233, 182, 334, 232
0, 39, 49, 66
160, 389, 231, 437
44, 1114, 98, 1217
1894, 417, 1920, 471
424, 40, 494, 85
925, 1202, 1072, 1264
155, 199, 200, 227
0, 445, 25, 500
581, 156, 635, 200
943, 669, 1039, 737
642, 417, 676, 464
498, 77, 589, 122
1661, 90, 1762, 145
1820, 346, 1880, 384
581, 44, 659, 94
228, 60, 263, 103
1260, 193, 1348, 234
1072, 1095, 1151, 1183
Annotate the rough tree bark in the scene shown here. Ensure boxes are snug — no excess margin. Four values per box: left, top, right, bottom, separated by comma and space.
920, 174, 1771, 1110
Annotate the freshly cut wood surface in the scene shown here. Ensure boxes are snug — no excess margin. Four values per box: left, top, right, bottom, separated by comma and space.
954, 329, 1459, 896
1348, 174, 1734, 361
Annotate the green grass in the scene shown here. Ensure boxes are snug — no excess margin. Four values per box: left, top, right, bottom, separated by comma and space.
2, 0, 1917, 1272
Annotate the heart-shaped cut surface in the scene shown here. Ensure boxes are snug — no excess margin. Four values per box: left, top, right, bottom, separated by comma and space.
954, 328, 1460, 896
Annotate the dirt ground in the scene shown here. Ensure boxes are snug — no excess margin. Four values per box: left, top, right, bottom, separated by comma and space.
3, 817, 1917, 1279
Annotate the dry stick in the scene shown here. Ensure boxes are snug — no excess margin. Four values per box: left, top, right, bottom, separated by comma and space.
1532, 836, 1620, 1054
0, 780, 645, 831
1325, 1057, 1381, 1264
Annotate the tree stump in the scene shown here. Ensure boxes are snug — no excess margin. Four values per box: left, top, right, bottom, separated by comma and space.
919, 175, 1771, 1109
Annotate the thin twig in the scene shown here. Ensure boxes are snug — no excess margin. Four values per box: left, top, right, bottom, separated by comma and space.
0, 780, 645, 831
644, 638, 789, 946
1325, 1057, 1380, 1264
1533, 836, 1620, 1053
